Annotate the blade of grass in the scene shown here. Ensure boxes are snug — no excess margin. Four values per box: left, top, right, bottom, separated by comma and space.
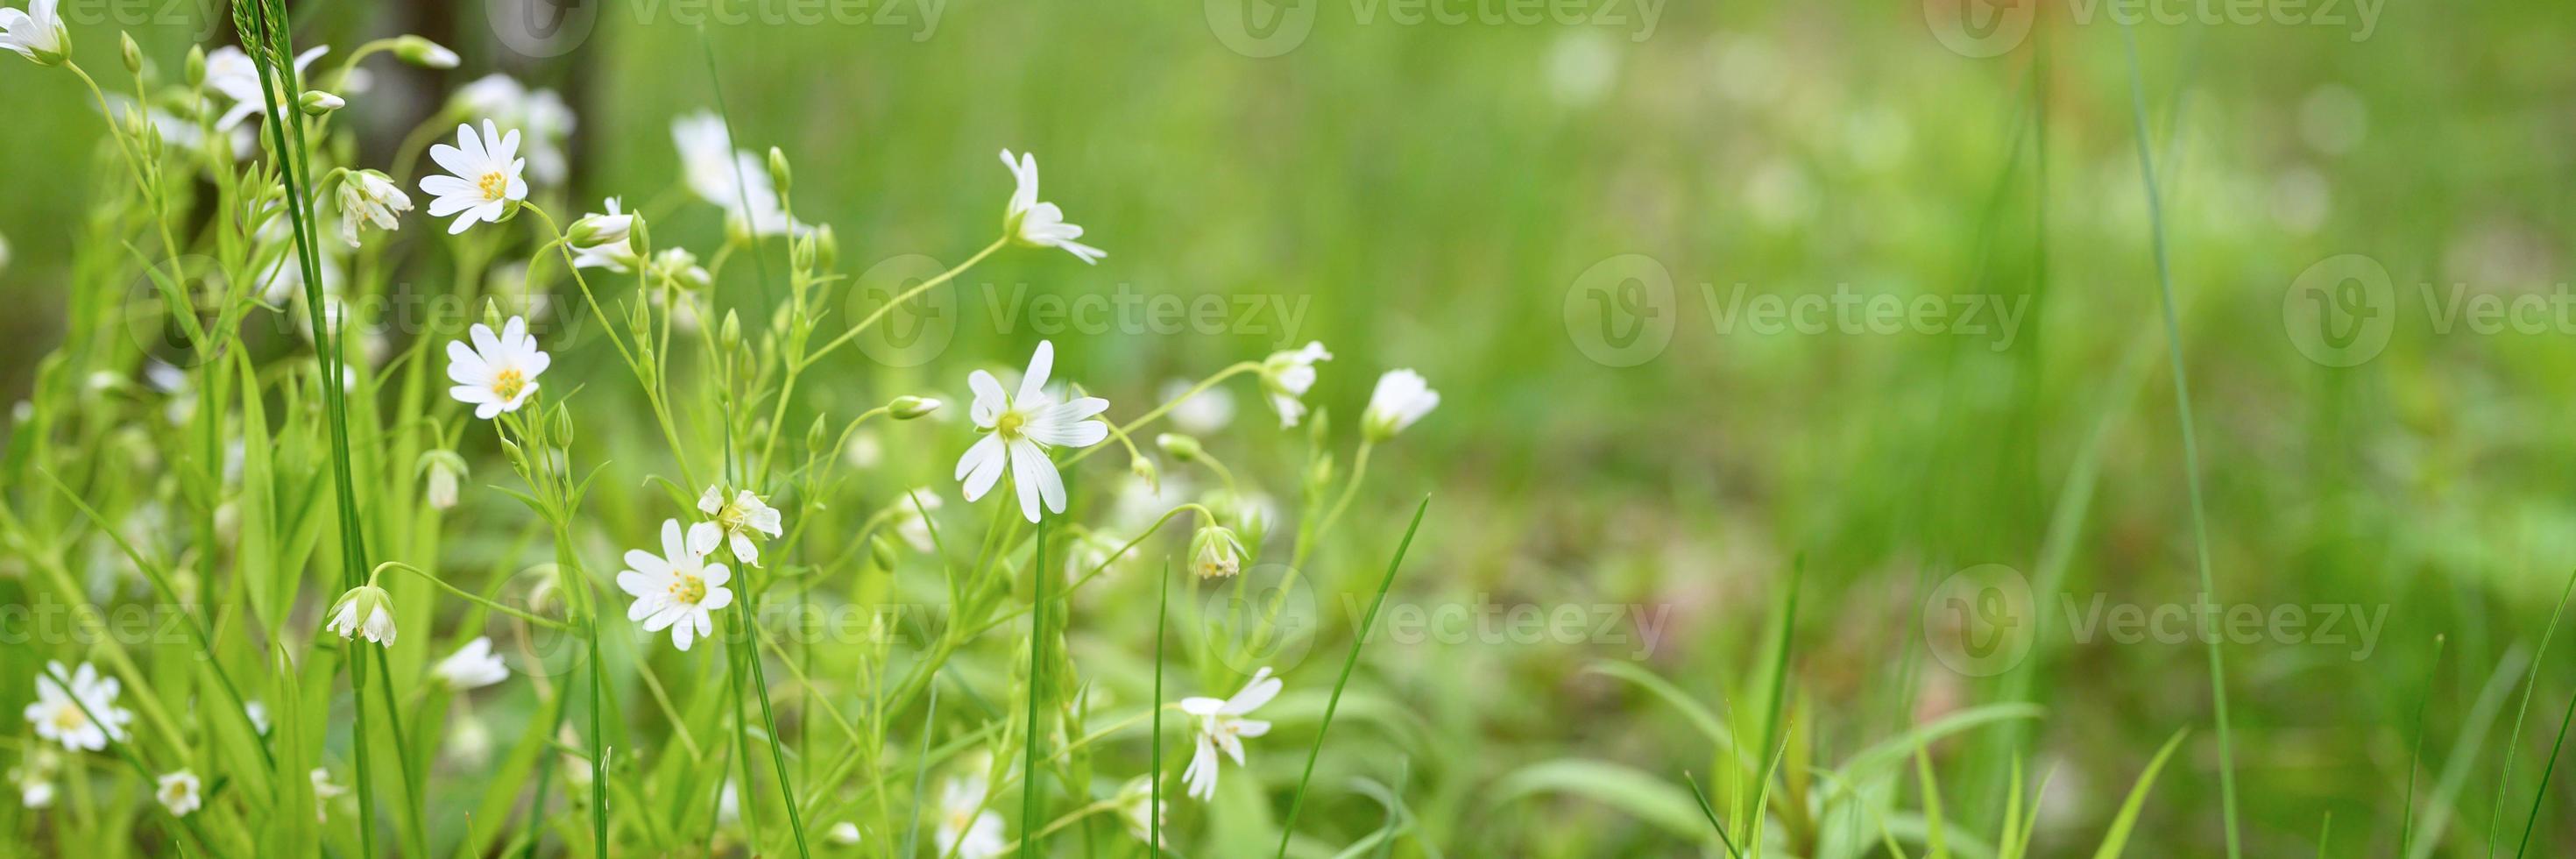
2489, 569, 2576, 858
2115, 23, 2240, 859
902, 681, 943, 858
2091, 728, 2189, 859
1682, 770, 1744, 859
2511, 675, 2576, 857
2400, 635, 2445, 857
1272, 493, 1431, 858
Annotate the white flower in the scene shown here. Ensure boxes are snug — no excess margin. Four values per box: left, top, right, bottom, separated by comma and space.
690, 486, 783, 567
434, 636, 510, 690
9, 749, 59, 809
936, 776, 1008, 859
672, 110, 803, 237
244, 700, 270, 735
309, 767, 345, 821
1180, 666, 1281, 802
0, 0, 67, 65
998, 149, 1104, 264
1362, 369, 1440, 440
891, 487, 943, 552
955, 341, 1110, 522
647, 247, 713, 292
827, 821, 862, 845
155, 770, 202, 816
452, 75, 573, 185
570, 197, 640, 272
1258, 341, 1332, 428
203, 45, 329, 130
445, 316, 548, 419
325, 585, 398, 645
25, 662, 131, 752
1115, 775, 1166, 846
617, 519, 736, 651
1161, 379, 1235, 434
335, 170, 412, 248
421, 120, 528, 234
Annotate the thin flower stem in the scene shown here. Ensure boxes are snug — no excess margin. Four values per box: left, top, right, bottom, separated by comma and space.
735, 600, 817, 859
1064, 362, 1259, 467
800, 236, 1008, 369
370, 561, 577, 630
1020, 515, 1051, 858
1150, 559, 1171, 858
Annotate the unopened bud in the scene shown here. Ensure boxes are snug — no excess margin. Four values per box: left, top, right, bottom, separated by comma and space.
1155, 433, 1203, 463
299, 90, 344, 116
887, 395, 941, 420
184, 46, 205, 88
767, 146, 791, 196
119, 32, 141, 75
393, 35, 460, 69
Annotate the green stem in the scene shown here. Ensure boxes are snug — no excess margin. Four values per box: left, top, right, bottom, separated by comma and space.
800, 237, 1008, 369
1274, 496, 1431, 857
372, 561, 577, 629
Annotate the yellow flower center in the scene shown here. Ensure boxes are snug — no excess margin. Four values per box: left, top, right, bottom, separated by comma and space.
667, 573, 707, 606
477, 170, 508, 201
491, 368, 527, 401
49, 706, 86, 732
994, 409, 1027, 439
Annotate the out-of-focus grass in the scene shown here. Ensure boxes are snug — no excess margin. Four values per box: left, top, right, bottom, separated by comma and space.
4, 1, 2576, 855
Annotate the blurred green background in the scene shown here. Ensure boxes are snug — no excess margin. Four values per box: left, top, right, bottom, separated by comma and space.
7, 0, 2576, 854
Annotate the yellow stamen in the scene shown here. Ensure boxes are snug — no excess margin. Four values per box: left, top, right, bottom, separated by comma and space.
994, 410, 1027, 438
491, 367, 527, 401
477, 170, 508, 201
667, 573, 707, 606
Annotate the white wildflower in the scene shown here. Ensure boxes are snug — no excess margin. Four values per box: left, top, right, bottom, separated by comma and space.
954, 340, 1110, 522
617, 519, 736, 651
1180, 667, 1281, 802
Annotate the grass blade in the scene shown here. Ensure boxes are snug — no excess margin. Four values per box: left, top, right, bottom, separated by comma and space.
1273, 494, 1432, 857
2115, 23, 2240, 859
2091, 728, 2189, 859
2489, 569, 2576, 858
1683, 770, 1744, 859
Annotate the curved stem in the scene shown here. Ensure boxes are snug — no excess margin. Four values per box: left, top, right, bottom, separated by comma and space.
371, 561, 577, 630
1063, 362, 1258, 467
799, 236, 1008, 370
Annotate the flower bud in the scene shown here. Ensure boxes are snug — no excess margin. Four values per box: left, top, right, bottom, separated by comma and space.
568, 212, 632, 248
393, 35, 460, 69
626, 213, 651, 258
1154, 433, 1203, 463
767, 146, 791, 196
323, 585, 398, 645
1129, 457, 1160, 493
299, 90, 344, 116
718, 309, 742, 355
184, 46, 205, 88
887, 395, 941, 420
812, 224, 838, 270
118, 32, 141, 75
804, 414, 832, 458
418, 450, 467, 510
1188, 525, 1246, 580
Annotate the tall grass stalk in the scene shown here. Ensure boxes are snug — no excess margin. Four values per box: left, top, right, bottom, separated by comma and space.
1273, 494, 1431, 858
2115, 23, 2240, 858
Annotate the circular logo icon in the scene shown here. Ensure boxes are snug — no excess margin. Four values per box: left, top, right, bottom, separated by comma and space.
118, 253, 227, 369
846, 254, 959, 368
1196, 563, 1317, 677
487, 0, 598, 60
1563, 253, 1677, 367
1205, 0, 1317, 58
496, 564, 588, 679
1921, 564, 2035, 678
2282, 253, 2394, 367
1922, 0, 2035, 59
